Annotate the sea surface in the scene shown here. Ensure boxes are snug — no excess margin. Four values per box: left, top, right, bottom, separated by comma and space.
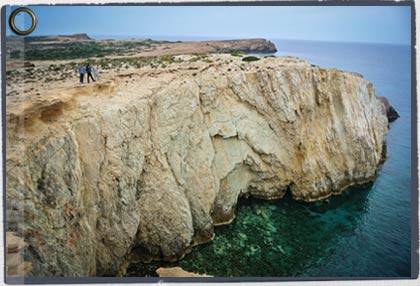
126, 39, 412, 278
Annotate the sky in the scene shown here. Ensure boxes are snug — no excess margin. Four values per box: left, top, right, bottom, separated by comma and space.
6, 5, 411, 45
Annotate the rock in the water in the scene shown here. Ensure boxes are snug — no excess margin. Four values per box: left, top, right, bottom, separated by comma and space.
6, 55, 389, 277
378, 96, 400, 122
156, 267, 211, 277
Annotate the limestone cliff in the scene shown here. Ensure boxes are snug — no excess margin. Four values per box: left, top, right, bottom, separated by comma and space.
6, 55, 389, 277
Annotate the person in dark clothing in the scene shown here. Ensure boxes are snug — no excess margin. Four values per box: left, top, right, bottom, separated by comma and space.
86, 63, 95, 83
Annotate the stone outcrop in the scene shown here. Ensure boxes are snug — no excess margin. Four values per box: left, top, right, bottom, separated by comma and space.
378, 96, 400, 122
6, 55, 389, 277
156, 267, 211, 277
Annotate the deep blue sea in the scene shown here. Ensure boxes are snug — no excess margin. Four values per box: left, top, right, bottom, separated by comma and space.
126, 39, 412, 278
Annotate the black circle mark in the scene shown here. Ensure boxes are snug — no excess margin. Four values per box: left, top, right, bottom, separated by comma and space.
9, 7, 38, 36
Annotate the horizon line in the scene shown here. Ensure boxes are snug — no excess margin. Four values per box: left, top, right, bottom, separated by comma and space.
6, 32, 411, 47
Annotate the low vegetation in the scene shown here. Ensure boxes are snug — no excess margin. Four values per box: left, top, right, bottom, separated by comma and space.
6, 39, 160, 61
242, 56, 260, 62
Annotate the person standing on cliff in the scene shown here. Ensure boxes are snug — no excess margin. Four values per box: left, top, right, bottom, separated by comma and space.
77, 65, 85, 84
86, 63, 96, 83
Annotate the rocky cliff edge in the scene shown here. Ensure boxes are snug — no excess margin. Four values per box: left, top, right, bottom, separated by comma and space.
6, 55, 389, 276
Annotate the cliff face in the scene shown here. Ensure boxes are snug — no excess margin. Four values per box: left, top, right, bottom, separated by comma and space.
6, 55, 388, 277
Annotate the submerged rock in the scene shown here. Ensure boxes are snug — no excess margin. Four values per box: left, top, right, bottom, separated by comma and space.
6, 55, 388, 276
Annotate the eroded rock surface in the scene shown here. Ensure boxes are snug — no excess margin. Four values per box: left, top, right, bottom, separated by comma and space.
6, 55, 388, 277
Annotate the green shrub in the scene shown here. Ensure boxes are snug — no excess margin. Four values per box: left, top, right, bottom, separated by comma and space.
242, 56, 260, 62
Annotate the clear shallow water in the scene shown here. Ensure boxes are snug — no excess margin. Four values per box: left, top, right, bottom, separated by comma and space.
127, 39, 412, 278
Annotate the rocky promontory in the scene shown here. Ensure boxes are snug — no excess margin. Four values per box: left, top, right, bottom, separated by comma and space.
6, 54, 389, 277
378, 96, 400, 122
201, 38, 277, 53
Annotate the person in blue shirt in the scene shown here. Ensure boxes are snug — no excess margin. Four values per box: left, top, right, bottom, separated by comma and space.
78, 65, 85, 83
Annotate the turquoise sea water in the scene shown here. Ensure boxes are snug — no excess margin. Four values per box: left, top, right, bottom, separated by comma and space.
126, 39, 412, 278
